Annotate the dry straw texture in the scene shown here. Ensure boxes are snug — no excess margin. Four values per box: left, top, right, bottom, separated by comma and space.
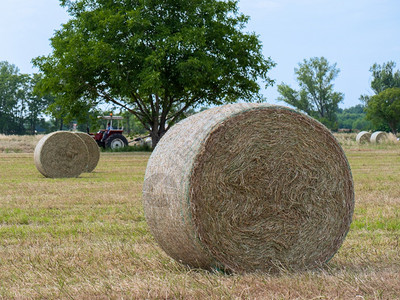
34, 131, 89, 178
356, 131, 371, 143
143, 103, 354, 273
370, 131, 387, 143
74, 132, 100, 172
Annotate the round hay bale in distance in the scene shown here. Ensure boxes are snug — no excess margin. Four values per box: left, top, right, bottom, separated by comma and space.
370, 131, 388, 143
34, 131, 89, 178
74, 132, 100, 172
143, 103, 354, 273
356, 131, 371, 143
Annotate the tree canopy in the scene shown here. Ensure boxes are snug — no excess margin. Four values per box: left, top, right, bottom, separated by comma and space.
33, 0, 275, 146
360, 61, 400, 104
277, 57, 343, 129
370, 61, 400, 94
365, 87, 400, 134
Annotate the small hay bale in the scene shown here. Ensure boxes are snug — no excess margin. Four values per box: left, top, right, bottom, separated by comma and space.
143, 103, 354, 273
356, 131, 371, 143
144, 137, 152, 147
34, 131, 89, 178
370, 131, 388, 143
74, 132, 100, 172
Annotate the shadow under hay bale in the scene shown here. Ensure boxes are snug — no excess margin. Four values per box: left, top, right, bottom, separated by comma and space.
370, 131, 388, 143
34, 131, 89, 178
143, 103, 354, 273
356, 131, 371, 143
74, 132, 100, 172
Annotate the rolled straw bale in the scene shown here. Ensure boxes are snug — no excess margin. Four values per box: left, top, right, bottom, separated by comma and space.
34, 131, 89, 178
74, 132, 100, 172
370, 131, 388, 143
356, 131, 371, 143
137, 136, 152, 147
144, 137, 152, 147
143, 103, 354, 273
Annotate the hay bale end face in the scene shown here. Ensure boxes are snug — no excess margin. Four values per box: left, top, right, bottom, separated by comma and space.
356, 131, 371, 143
370, 131, 388, 143
143, 103, 355, 273
34, 131, 89, 178
74, 132, 100, 172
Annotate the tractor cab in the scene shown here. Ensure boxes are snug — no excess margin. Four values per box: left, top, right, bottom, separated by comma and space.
91, 114, 128, 149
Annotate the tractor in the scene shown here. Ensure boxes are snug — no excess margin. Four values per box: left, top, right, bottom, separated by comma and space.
90, 114, 129, 149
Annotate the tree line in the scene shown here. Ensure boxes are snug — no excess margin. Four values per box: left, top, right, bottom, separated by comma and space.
0, 62, 52, 134
1, 0, 399, 143
277, 58, 400, 134
0, 60, 149, 136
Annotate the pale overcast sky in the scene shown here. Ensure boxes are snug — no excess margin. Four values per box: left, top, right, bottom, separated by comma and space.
0, 0, 399, 108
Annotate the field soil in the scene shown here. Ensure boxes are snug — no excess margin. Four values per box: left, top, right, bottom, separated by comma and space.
0, 134, 399, 298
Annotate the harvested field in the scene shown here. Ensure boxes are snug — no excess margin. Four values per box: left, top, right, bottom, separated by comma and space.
0, 134, 399, 298
0, 134, 44, 153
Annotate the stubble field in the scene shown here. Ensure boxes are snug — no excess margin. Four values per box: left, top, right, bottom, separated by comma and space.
0, 134, 399, 299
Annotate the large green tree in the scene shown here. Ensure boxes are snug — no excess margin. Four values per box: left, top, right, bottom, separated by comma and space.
365, 87, 400, 134
277, 57, 343, 129
33, 0, 275, 146
369, 61, 400, 94
360, 61, 400, 104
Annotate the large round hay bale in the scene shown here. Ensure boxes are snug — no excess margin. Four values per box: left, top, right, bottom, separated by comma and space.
370, 131, 388, 143
74, 132, 100, 172
34, 131, 89, 178
143, 103, 354, 273
356, 131, 371, 143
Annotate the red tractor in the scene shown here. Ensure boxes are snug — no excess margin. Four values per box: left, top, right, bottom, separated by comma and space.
90, 115, 129, 149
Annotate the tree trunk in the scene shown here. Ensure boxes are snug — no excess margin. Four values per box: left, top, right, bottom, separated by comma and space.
388, 122, 397, 135
31, 118, 36, 135
126, 115, 131, 135
150, 126, 167, 148
60, 119, 64, 131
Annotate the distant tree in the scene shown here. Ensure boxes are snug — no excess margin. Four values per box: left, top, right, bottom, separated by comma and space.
370, 62, 400, 94
277, 57, 343, 129
352, 118, 373, 131
336, 104, 372, 131
342, 104, 365, 114
33, 0, 275, 147
0, 61, 29, 134
0, 62, 62, 134
24, 74, 55, 134
360, 61, 400, 104
365, 87, 400, 134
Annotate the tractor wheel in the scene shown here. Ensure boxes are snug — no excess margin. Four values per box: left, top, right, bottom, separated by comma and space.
105, 134, 128, 149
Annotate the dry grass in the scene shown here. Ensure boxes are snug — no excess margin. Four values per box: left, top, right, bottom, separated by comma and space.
0, 133, 399, 298
0, 134, 44, 153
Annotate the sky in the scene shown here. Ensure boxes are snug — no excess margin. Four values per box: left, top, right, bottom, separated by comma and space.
0, 0, 399, 108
